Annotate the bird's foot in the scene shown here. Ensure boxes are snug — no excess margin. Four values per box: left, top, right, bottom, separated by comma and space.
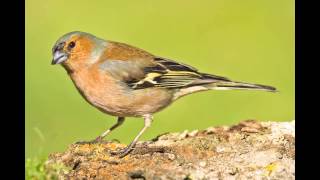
74, 136, 105, 145
110, 146, 134, 158
75, 137, 120, 145
94, 136, 103, 142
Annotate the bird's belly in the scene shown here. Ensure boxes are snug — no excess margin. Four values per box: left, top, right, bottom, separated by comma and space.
70, 72, 173, 117
84, 88, 173, 117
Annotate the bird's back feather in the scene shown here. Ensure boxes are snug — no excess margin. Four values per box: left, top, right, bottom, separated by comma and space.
97, 41, 276, 95
127, 57, 231, 90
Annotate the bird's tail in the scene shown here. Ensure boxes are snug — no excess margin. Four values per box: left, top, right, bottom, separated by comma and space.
172, 73, 277, 100
207, 80, 277, 92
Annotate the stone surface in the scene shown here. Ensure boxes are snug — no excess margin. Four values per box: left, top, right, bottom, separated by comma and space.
45, 120, 295, 180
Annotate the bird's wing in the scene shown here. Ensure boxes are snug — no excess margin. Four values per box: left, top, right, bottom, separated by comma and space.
126, 57, 231, 89
99, 41, 230, 90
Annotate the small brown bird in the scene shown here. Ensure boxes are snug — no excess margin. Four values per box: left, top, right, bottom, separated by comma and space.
52, 31, 276, 157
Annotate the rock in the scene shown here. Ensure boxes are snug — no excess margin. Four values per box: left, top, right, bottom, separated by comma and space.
45, 120, 295, 180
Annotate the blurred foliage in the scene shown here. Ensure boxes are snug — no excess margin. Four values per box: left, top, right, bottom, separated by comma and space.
25, 158, 46, 180
26, 0, 294, 159
26, 157, 70, 179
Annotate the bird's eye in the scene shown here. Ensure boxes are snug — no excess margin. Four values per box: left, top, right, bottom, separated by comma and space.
68, 41, 76, 49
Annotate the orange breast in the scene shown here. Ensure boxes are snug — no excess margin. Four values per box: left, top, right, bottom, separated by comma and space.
69, 66, 173, 117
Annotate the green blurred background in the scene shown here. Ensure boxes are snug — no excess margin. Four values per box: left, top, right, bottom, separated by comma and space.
26, 0, 294, 159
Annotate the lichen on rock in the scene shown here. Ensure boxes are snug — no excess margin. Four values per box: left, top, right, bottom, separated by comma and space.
45, 120, 295, 180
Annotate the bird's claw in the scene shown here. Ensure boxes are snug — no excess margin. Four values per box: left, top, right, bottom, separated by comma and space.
110, 146, 134, 158
74, 140, 98, 145
74, 136, 104, 145
94, 136, 103, 142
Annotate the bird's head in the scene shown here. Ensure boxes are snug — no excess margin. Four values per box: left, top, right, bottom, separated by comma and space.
51, 31, 107, 72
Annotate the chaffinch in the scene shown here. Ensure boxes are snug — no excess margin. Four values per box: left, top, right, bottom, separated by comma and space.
52, 31, 276, 157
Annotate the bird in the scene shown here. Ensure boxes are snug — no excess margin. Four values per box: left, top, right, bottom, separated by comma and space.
51, 31, 277, 157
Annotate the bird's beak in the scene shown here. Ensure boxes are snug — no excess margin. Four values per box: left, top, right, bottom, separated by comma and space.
51, 42, 68, 65
52, 51, 68, 65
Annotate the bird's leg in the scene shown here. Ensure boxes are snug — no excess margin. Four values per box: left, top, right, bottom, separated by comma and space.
111, 114, 153, 157
94, 117, 125, 142
75, 117, 125, 144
